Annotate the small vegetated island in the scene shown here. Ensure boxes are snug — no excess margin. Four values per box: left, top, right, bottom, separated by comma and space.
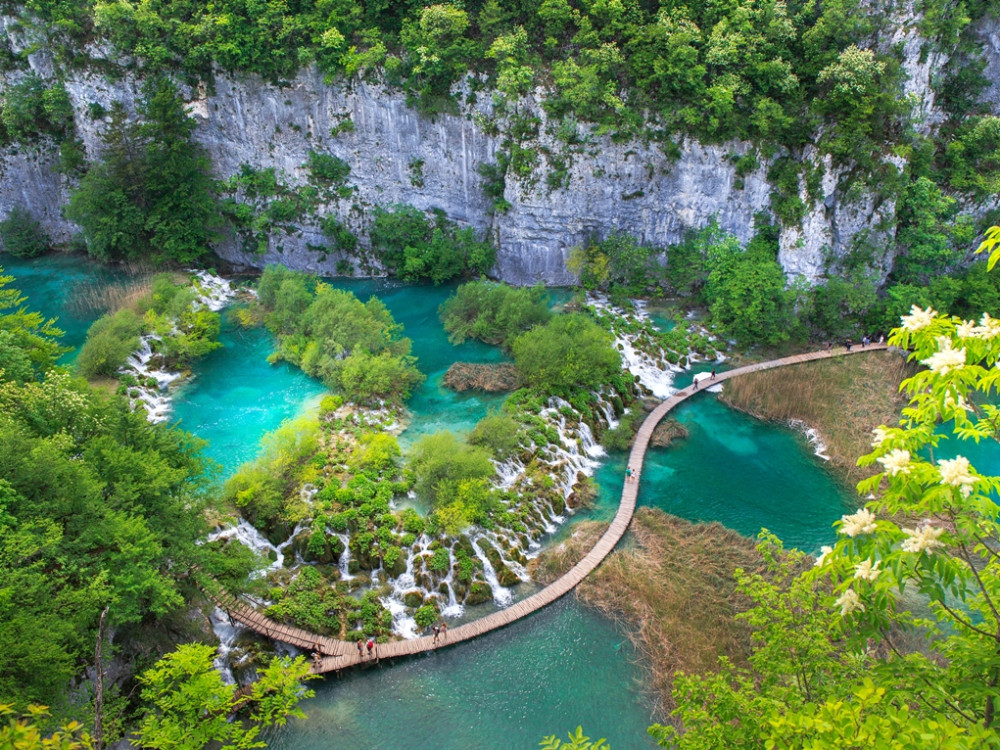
210, 269, 713, 656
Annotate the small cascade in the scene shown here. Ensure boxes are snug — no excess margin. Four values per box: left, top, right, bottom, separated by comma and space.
209, 607, 241, 685
471, 535, 513, 607
336, 533, 355, 580
439, 546, 464, 618
208, 518, 284, 572
189, 270, 236, 311
494, 456, 526, 489
595, 393, 619, 430
382, 546, 422, 638
789, 419, 831, 461
275, 523, 306, 566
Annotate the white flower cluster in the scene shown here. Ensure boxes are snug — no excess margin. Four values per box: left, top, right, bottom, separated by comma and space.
814, 545, 833, 567
921, 336, 967, 376
876, 449, 911, 476
901, 305, 937, 332
836, 588, 865, 616
901, 524, 945, 554
937, 456, 977, 498
853, 558, 881, 582
840, 509, 877, 537
975, 312, 1000, 339
871, 427, 889, 447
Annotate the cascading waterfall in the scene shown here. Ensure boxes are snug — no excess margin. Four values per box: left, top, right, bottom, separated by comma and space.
208, 518, 285, 572
336, 533, 355, 580
471, 534, 513, 607
209, 607, 242, 685
120, 272, 237, 423
439, 546, 464, 618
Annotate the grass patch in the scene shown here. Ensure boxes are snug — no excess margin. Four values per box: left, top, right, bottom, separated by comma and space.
720, 351, 912, 483
530, 508, 766, 718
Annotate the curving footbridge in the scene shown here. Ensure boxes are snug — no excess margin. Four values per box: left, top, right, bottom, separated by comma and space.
209, 344, 888, 673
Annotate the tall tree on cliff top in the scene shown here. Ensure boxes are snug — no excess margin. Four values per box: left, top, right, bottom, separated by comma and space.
67, 78, 220, 265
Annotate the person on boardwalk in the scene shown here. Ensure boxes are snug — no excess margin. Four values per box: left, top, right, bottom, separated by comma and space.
432, 624, 440, 643
845, 338, 853, 351
826, 341, 833, 353
356, 640, 364, 659
366, 638, 374, 658
441, 621, 448, 640
710, 368, 716, 380
625, 466, 632, 482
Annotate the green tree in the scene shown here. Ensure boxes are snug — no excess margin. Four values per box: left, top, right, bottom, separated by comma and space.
67, 80, 219, 264
0, 269, 67, 381
511, 313, 621, 392
408, 431, 494, 504
0, 207, 50, 258
135, 643, 314, 750
439, 280, 550, 347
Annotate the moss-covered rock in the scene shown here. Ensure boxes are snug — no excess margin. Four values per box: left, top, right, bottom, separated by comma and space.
403, 590, 424, 608
466, 581, 492, 605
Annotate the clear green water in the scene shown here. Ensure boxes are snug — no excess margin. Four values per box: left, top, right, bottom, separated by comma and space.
0, 252, 130, 361
5, 258, 860, 749
265, 598, 657, 750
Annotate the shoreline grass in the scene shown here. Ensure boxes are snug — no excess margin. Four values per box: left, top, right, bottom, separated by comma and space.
531, 508, 766, 719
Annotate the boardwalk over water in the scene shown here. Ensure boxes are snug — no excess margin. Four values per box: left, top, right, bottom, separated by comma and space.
210, 344, 889, 674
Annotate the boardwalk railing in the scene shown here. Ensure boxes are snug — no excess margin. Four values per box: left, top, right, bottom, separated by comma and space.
209, 345, 889, 674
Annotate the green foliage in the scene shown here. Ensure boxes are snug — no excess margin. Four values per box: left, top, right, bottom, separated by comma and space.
439, 280, 550, 347
703, 223, 793, 347
254, 266, 424, 404
540, 726, 610, 750
223, 416, 320, 538
75, 308, 142, 378
135, 643, 314, 750
414, 602, 439, 628
0, 270, 67, 383
511, 313, 621, 393
1, 75, 74, 143
0, 207, 49, 259
408, 431, 494, 505
653, 283, 1000, 748
66, 79, 219, 265
369, 205, 495, 284
567, 232, 665, 297
0, 704, 93, 750
892, 177, 971, 284
306, 150, 351, 187
468, 411, 522, 459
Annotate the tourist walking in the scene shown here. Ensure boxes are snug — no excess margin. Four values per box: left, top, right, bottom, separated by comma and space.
366, 638, 375, 658
356, 640, 363, 659
433, 625, 440, 643
845, 338, 853, 351
625, 466, 632, 482
441, 621, 448, 640
710, 368, 716, 380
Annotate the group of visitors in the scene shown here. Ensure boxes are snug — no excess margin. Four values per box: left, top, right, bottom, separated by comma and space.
432, 621, 449, 644
827, 334, 885, 353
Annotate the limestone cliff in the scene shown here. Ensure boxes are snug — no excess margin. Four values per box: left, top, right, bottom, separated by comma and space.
0, 12, 995, 286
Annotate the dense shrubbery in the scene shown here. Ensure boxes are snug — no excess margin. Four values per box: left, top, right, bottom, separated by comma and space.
0, 276, 248, 713
369, 205, 495, 283
439, 280, 550, 347
0, 207, 50, 258
511, 313, 621, 393
0, 269, 67, 383
254, 265, 424, 403
76, 273, 222, 379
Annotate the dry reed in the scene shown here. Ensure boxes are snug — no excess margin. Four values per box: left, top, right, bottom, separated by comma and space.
721, 350, 913, 483
530, 509, 766, 719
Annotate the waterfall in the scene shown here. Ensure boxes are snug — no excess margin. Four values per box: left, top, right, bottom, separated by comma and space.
440, 545, 464, 618
337, 533, 355, 580
208, 518, 284, 573
471, 535, 513, 607
209, 607, 241, 685
381, 546, 422, 638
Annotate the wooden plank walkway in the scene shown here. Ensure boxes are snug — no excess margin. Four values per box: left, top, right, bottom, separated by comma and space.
210, 344, 889, 674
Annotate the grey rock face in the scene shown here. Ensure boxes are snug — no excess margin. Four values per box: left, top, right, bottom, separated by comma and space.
1, 12, 997, 286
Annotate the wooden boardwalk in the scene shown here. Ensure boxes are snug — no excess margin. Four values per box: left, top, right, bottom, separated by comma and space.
210, 344, 889, 674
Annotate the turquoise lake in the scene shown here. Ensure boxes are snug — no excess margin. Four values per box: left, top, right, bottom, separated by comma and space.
3, 253, 860, 749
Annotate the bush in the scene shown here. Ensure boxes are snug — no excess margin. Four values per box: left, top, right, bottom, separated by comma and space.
414, 602, 440, 628
408, 431, 495, 504
0, 207, 49, 258
76, 309, 143, 378
468, 411, 522, 458
439, 281, 551, 347
511, 313, 621, 392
